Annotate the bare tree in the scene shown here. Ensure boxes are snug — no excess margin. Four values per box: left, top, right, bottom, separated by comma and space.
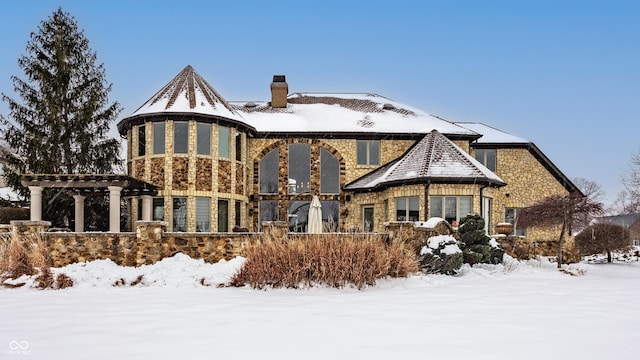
575, 223, 630, 263
518, 192, 604, 268
573, 177, 605, 231
621, 149, 640, 213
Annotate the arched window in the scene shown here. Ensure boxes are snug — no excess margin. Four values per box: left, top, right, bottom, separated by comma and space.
320, 148, 339, 194
288, 144, 310, 194
259, 148, 279, 194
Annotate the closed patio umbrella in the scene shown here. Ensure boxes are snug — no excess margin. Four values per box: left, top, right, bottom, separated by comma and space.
308, 195, 323, 234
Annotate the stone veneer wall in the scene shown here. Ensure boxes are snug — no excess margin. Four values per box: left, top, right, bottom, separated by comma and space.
127, 120, 248, 232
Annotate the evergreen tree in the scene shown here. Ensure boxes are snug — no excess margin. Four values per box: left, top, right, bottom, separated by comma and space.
0, 8, 122, 228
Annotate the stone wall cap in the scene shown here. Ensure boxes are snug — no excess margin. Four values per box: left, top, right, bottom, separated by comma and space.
10, 220, 52, 226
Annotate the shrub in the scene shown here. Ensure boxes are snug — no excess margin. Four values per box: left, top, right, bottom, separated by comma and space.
230, 233, 419, 289
1, 236, 52, 288
459, 215, 504, 265
420, 235, 463, 275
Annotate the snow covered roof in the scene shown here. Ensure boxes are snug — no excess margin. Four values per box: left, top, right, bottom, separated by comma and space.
595, 213, 640, 229
118, 66, 246, 134
456, 122, 528, 144
232, 93, 478, 136
345, 130, 506, 192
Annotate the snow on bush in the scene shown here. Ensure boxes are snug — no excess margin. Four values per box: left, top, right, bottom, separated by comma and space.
420, 235, 463, 275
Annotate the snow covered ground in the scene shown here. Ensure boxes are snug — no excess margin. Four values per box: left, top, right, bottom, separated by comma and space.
1, 254, 638, 360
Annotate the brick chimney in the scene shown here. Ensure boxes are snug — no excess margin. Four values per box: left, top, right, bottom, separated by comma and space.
270, 75, 288, 108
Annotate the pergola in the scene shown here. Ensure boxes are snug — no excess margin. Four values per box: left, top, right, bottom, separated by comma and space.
21, 174, 158, 232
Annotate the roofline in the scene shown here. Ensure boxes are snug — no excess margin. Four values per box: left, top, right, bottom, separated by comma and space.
470, 141, 582, 195
344, 177, 506, 193
251, 131, 479, 141
117, 112, 257, 136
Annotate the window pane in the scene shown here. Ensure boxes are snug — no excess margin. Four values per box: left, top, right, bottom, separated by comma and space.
444, 197, 457, 224
459, 196, 472, 220
363, 206, 374, 232
357, 140, 367, 165
218, 199, 229, 232
138, 125, 146, 156
153, 198, 164, 221
195, 197, 210, 232
321, 201, 339, 232
259, 148, 279, 194
197, 123, 211, 155
486, 149, 496, 171
174, 122, 188, 154
288, 144, 310, 194
153, 123, 165, 154
235, 201, 241, 227
396, 198, 407, 221
409, 196, 420, 221
475, 149, 485, 164
235, 131, 242, 161
259, 200, 279, 223
430, 196, 442, 218
369, 141, 380, 165
320, 148, 340, 194
218, 126, 230, 158
288, 201, 309, 233
172, 197, 187, 232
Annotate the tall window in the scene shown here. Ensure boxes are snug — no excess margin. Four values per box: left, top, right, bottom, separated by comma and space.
153, 198, 164, 221
174, 122, 188, 154
475, 149, 496, 172
218, 199, 229, 232
321, 201, 340, 232
235, 131, 242, 161
288, 144, 310, 194
218, 126, 230, 158
505, 208, 526, 236
259, 148, 279, 194
195, 197, 210, 232
235, 201, 241, 227
137, 125, 146, 156
396, 197, 419, 221
197, 123, 211, 155
362, 205, 374, 232
173, 197, 187, 232
357, 140, 380, 165
430, 196, 472, 226
153, 123, 165, 154
320, 148, 339, 194
288, 201, 309, 233
259, 200, 278, 223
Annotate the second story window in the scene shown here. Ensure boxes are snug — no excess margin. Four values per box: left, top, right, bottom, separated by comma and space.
153, 123, 165, 154
357, 140, 380, 165
235, 130, 242, 161
137, 125, 146, 156
174, 122, 188, 154
288, 143, 311, 194
475, 149, 496, 172
218, 126, 230, 158
259, 148, 279, 194
197, 123, 211, 155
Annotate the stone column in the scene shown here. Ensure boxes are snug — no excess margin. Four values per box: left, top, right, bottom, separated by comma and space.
141, 195, 152, 221
108, 186, 123, 233
28, 186, 44, 221
73, 194, 85, 232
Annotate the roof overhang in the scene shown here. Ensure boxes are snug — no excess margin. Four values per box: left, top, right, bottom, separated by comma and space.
117, 112, 257, 137
344, 177, 506, 193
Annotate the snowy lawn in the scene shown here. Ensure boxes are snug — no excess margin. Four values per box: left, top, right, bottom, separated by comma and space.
1, 254, 638, 360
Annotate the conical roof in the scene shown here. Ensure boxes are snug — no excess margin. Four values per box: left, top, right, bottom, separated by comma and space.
344, 130, 506, 191
128, 65, 244, 122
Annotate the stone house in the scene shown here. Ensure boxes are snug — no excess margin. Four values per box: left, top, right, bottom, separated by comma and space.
116, 65, 581, 245
595, 213, 640, 246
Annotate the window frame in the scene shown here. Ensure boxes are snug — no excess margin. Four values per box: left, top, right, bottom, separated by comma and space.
429, 195, 473, 226
505, 207, 526, 236
153, 122, 165, 155
137, 125, 146, 156
320, 148, 340, 194
395, 196, 420, 222
172, 197, 187, 232
218, 199, 229, 232
218, 125, 230, 158
475, 148, 496, 172
195, 197, 211, 232
259, 148, 279, 194
357, 140, 380, 166
197, 123, 211, 155
173, 122, 189, 154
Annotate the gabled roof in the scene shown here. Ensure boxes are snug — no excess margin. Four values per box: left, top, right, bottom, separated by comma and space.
231, 93, 480, 138
595, 213, 640, 229
344, 130, 506, 192
456, 122, 582, 195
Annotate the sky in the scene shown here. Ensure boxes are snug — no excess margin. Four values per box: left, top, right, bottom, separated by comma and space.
0, 0, 638, 207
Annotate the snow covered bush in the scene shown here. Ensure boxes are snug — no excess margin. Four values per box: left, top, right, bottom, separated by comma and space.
419, 235, 463, 275
458, 215, 504, 265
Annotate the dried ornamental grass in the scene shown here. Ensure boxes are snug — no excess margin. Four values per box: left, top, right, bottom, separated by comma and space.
230, 233, 419, 289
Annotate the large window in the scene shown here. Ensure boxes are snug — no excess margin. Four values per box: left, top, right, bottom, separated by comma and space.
137, 125, 146, 156
475, 149, 496, 172
357, 140, 380, 165
218, 126, 230, 158
197, 123, 211, 155
153, 123, 165, 154
259, 200, 279, 223
153, 198, 164, 221
259, 148, 279, 194
321, 201, 340, 232
172, 197, 187, 232
430, 196, 472, 226
288, 144, 311, 194
320, 148, 339, 194
396, 197, 419, 221
218, 199, 229, 232
288, 201, 309, 233
174, 122, 188, 154
505, 208, 526, 236
362, 205, 374, 232
196, 197, 210, 232
235, 131, 242, 161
